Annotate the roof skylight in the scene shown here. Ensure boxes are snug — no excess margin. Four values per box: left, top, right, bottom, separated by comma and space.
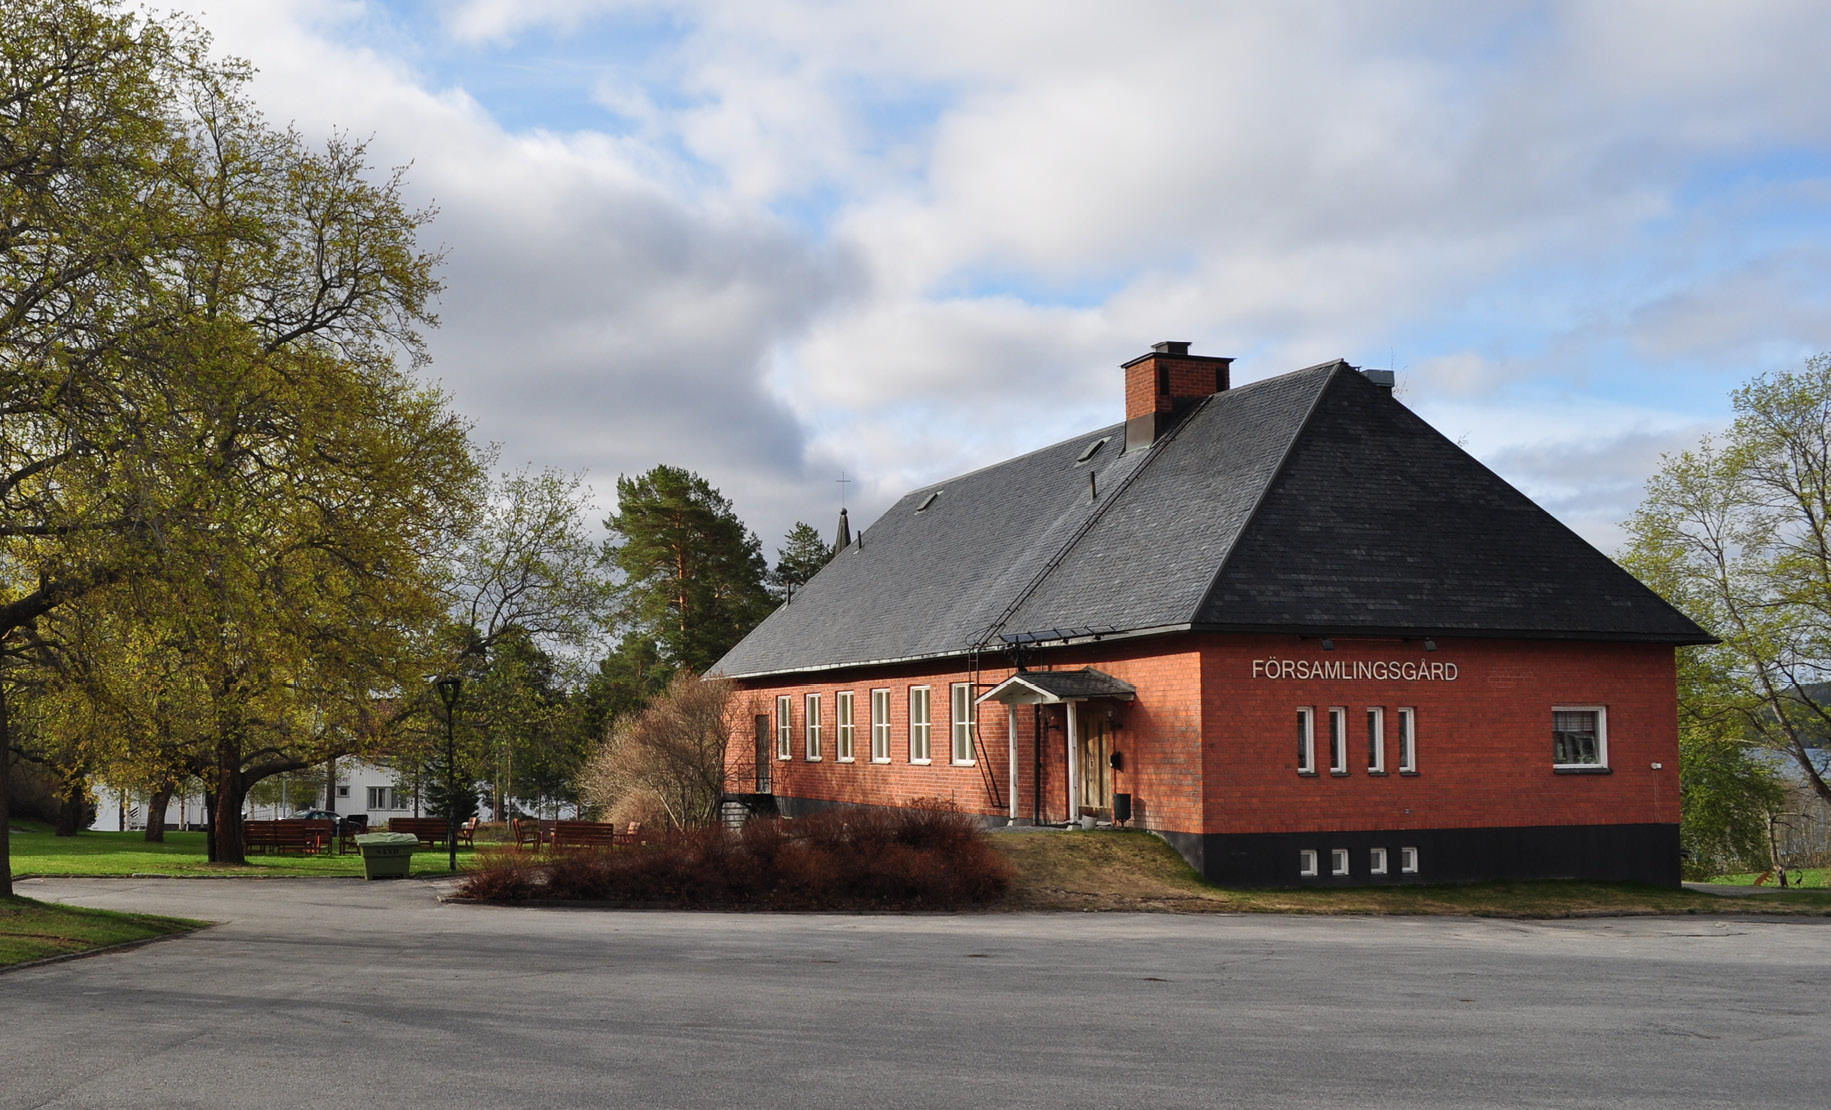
1076, 436, 1112, 464
916, 490, 941, 512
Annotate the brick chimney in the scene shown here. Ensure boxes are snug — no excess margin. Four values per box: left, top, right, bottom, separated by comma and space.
1123, 341, 1233, 451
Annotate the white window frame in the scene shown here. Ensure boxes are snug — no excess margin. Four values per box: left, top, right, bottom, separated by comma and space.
1397, 707, 1417, 773
1366, 707, 1385, 773
909, 686, 932, 764
950, 682, 975, 765
1329, 707, 1348, 774
870, 689, 891, 763
1400, 846, 1419, 874
776, 695, 792, 760
836, 691, 855, 762
805, 692, 823, 761
1298, 849, 1319, 878
1552, 706, 1609, 769
1331, 848, 1350, 877
1297, 707, 1316, 775
1370, 847, 1388, 875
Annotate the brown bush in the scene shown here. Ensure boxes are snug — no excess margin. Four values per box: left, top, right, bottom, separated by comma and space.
460, 850, 541, 903
455, 802, 1014, 911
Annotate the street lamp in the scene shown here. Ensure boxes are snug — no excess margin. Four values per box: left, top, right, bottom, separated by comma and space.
434, 675, 462, 873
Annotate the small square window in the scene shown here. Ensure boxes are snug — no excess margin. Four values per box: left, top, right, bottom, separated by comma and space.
1299, 849, 1319, 877
1553, 707, 1607, 768
336, 785, 349, 798
1331, 848, 1350, 876
1370, 847, 1388, 875
1400, 846, 1419, 874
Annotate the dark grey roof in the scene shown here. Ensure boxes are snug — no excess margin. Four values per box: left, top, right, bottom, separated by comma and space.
981, 668, 1138, 703
714, 361, 1710, 679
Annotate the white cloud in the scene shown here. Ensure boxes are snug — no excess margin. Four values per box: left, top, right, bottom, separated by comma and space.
184, 0, 1831, 553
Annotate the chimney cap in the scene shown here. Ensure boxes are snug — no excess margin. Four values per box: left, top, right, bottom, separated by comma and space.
1152, 340, 1191, 356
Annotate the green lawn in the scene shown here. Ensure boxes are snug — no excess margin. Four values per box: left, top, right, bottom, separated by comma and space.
1703, 867, 1829, 889
9, 825, 477, 879
1, 894, 205, 968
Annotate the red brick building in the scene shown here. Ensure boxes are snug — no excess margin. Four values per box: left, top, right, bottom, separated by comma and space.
714, 345, 1709, 886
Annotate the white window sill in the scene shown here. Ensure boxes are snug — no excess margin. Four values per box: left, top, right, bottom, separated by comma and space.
870, 757, 890, 764
951, 759, 976, 767
1553, 764, 1611, 775
836, 756, 855, 763
805, 756, 822, 762
910, 758, 932, 765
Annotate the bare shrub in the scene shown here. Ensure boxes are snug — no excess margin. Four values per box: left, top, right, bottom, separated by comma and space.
577, 672, 739, 829
459, 850, 541, 903
460, 801, 1014, 911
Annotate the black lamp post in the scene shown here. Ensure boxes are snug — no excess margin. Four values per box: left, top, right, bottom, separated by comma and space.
434, 675, 462, 873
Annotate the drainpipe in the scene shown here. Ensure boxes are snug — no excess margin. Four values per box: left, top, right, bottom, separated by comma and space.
1066, 701, 1081, 825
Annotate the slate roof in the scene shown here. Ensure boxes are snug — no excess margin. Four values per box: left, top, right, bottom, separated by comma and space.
714, 360, 1711, 679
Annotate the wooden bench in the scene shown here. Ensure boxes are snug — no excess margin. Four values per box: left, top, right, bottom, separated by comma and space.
243, 819, 334, 855
549, 820, 622, 852
388, 817, 476, 849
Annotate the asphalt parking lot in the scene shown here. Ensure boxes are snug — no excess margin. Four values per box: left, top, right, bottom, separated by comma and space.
4, 877, 1828, 1109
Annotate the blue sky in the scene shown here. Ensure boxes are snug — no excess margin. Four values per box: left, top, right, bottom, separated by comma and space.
192, 0, 1831, 555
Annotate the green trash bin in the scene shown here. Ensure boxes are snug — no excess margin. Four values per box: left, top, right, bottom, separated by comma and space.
355, 832, 420, 880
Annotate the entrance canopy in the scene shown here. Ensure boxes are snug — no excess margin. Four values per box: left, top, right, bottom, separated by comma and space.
977, 667, 1136, 706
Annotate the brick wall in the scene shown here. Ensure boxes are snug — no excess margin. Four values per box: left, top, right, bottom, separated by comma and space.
1198, 635, 1680, 834
728, 632, 1679, 839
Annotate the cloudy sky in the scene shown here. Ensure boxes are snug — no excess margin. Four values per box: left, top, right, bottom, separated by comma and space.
189, 0, 1831, 558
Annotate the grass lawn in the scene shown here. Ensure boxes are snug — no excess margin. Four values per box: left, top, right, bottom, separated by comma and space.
993, 828, 1831, 916
8, 823, 475, 879
1703, 867, 1829, 889
0, 895, 205, 968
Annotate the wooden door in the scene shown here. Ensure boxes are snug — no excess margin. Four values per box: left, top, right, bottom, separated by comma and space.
1077, 718, 1110, 814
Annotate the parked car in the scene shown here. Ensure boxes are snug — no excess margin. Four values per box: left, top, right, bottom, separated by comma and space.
293, 809, 348, 831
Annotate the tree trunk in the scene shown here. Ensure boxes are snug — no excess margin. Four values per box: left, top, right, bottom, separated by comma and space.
325, 756, 337, 813
54, 780, 84, 836
214, 743, 246, 864
204, 788, 217, 862
144, 784, 174, 842
0, 674, 13, 898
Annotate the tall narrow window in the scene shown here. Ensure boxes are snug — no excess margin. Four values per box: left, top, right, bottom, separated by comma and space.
805, 693, 823, 761
1553, 707, 1607, 769
1397, 707, 1417, 773
1366, 707, 1386, 773
870, 689, 891, 762
909, 686, 932, 763
776, 695, 792, 760
836, 692, 855, 762
1297, 707, 1316, 774
950, 682, 975, 764
1329, 708, 1348, 774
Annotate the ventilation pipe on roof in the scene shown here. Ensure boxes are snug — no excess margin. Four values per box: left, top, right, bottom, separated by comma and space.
1123, 341, 1234, 452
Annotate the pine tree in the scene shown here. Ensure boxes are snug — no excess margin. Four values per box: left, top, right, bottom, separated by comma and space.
768, 522, 833, 602
602, 466, 772, 675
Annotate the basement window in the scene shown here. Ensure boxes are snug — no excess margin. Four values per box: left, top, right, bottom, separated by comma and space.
1299, 849, 1319, 878
916, 490, 941, 512
1400, 846, 1419, 874
1075, 436, 1112, 464
1370, 847, 1388, 875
